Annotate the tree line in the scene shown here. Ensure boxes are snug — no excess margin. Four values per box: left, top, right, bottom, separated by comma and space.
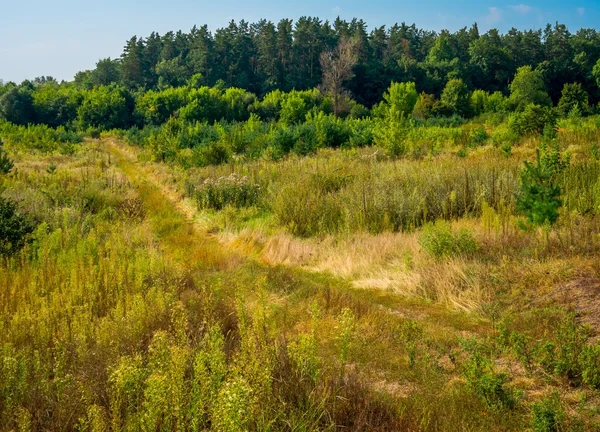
5, 19, 600, 105
1, 18, 600, 131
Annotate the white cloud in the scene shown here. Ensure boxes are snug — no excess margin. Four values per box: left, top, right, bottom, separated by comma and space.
332, 6, 341, 15
577, 7, 585, 16
510, 4, 532, 14
484, 7, 502, 25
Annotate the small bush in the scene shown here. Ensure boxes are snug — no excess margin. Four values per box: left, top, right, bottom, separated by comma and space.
531, 392, 564, 432
469, 126, 489, 147
580, 344, 600, 389
462, 348, 517, 410
517, 141, 568, 226
194, 174, 261, 211
508, 104, 557, 137
193, 142, 230, 167
0, 140, 14, 175
419, 221, 479, 259
0, 196, 35, 256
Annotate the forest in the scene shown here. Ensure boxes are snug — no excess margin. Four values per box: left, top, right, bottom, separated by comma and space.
1, 16, 600, 432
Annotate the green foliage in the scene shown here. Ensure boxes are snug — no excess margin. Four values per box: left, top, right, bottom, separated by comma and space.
440, 78, 471, 117
593, 59, 600, 90
307, 111, 351, 149
508, 103, 557, 137
273, 174, 344, 237
0, 121, 83, 153
32, 84, 82, 128
580, 344, 600, 389
179, 86, 225, 124
222, 87, 256, 122
0, 140, 14, 175
135, 87, 188, 125
0, 86, 35, 125
469, 126, 489, 147
0, 196, 35, 256
517, 140, 568, 226
373, 110, 411, 157
212, 377, 253, 432
470, 90, 488, 116
194, 174, 261, 210
279, 93, 308, 125
461, 339, 517, 410
77, 85, 133, 130
557, 83, 588, 117
531, 392, 564, 432
382, 81, 419, 118
509, 66, 552, 111
412, 92, 436, 121
337, 308, 356, 366
419, 220, 479, 259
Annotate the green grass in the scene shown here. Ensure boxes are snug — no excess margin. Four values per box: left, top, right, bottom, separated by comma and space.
1, 116, 600, 430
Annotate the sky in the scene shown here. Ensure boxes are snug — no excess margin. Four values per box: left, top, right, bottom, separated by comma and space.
0, 0, 598, 83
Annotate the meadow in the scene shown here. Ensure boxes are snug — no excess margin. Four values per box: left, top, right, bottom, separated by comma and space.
1, 107, 600, 431
2, 19, 600, 429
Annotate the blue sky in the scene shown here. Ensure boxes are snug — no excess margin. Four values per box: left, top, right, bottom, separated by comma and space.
0, 0, 598, 83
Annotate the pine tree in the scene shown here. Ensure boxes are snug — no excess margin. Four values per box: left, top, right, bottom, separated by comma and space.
0, 140, 14, 175
517, 139, 568, 226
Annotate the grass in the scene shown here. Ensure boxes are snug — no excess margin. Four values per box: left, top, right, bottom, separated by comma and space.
1, 117, 600, 430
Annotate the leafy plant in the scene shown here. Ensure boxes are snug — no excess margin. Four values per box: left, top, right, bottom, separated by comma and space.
0, 196, 35, 256
461, 339, 517, 410
419, 220, 479, 259
531, 392, 564, 432
0, 140, 13, 175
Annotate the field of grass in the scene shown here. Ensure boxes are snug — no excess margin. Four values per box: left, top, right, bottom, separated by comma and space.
1, 115, 600, 431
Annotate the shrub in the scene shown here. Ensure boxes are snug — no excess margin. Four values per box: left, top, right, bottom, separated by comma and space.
469, 126, 489, 147
382, 82, 419, 118
194, 174, 261, 210
580, 344, 600, 389
419, 220, 479, 259
192, 142, 230, 167
508, 104, 557, 137
440, 79, 471, 117
0, 140, 13, 175
531, 392, 564, 432
517, 141, 568, 226
557, 83, 588, 117
179, 87, 225, 124
0, 196, 35, 256
307, 111, 351, 149
509, 66, 552, 110
280, 94, 308, 125
374, 113, 411, 157
77, 85, 133, 130
412, 92, 436, 121
461, 340, 517, 410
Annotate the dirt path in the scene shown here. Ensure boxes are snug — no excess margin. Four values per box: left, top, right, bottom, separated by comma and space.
105, 138, 242, 272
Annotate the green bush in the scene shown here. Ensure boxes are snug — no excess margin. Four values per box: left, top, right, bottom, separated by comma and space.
508, 104, 557, 137
0, 140, 13, 175
419, 220, 479, 259
0, 196, 35, 256
517, 141, 568, 226
580, 344, 600, 389
531, 392, 564, 432
461, 341, 517, 410
192, 142, 230, 167
194, 174, 261, 210
469, 126, 489, 147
